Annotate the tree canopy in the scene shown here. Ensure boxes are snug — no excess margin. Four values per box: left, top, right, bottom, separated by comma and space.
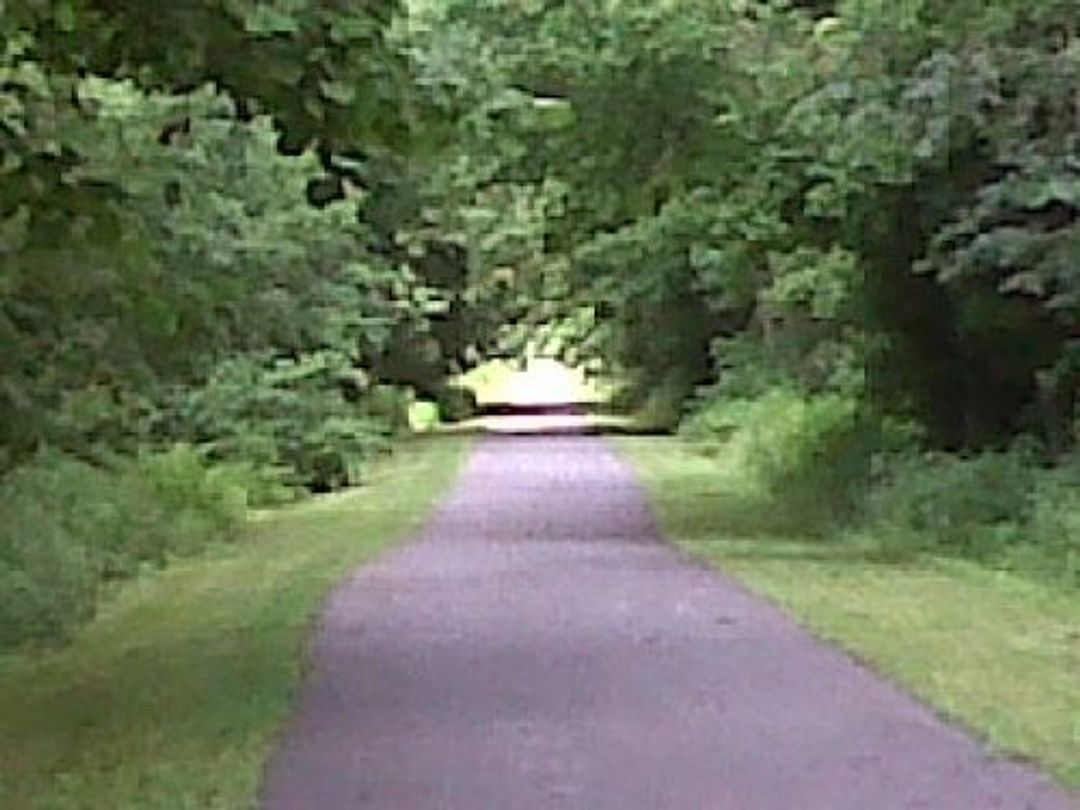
2, 0, 1079, 643
396, 0, 1080, 452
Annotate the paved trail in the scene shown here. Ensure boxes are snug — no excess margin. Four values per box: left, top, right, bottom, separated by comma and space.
262, 434, 1072, 809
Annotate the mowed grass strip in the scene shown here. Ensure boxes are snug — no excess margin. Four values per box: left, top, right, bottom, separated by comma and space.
617, 436, 1080, 789
0, 436, 470, 809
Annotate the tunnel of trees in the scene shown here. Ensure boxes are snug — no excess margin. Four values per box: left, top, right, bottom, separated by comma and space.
2, 0, 1078, 645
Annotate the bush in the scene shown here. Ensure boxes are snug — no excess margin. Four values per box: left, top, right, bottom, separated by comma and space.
867, 451, 1034, 561
0, 452, 146, 578
633, 370, 696, 433
0, 448, 249, 649
749, 390, 869, 529
681, 390, 1077, 581
685, 388, 869, 530
433, 385, 478, 423
0, 497, 97, 647
361, 385, 414, 432
1004, 463, 1080, 585
177, 356, 394, 495
681, 396, 754, 449
135, 445, 248, 556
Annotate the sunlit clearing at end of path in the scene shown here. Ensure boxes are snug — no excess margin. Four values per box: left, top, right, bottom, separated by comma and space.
491, 358, 592, 406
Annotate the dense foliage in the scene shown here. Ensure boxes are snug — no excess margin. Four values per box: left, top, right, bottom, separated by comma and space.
399, 0, 1079, 581
0, 0, 486, 645
2, 0, 1078, 645
409, 0, 1079, 439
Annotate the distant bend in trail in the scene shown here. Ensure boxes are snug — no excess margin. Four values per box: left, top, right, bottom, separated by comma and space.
261, 431, 1072, 810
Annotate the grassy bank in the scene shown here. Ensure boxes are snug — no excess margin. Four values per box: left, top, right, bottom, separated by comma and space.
0, 436, 470, 809
617, 436, 1080, 789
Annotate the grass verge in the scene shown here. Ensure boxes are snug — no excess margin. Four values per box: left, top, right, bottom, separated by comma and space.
617, 435, 1080, 789
0, 436, 470, 809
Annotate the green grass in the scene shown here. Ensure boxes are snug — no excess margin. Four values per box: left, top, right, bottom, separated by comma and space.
0, 436, 470, 809
617, 435, 1080, 789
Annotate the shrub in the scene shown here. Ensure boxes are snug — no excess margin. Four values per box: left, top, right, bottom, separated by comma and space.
0, 497, 98, 647
0, 452, 140, 578
134, 445, 248, 556
684, 388, 869, 530
1011, 465, 1080, 585
0, 447, 250, 649
681, 390, 1077, 581
681, 396, 754, 450
361, 385, 414, 432
744, 390, 868, 529
283, 417, 391, 491
633, 370, 696, 433
867, 451, 1034, 560
433, 385, 478, 423
177, 356, 394, 495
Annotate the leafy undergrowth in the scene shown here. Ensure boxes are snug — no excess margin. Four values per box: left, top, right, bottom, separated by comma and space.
617, 436, 1080, 790
0, 437, 469, 809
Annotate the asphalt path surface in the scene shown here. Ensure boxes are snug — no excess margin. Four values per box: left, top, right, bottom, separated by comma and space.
262, 433, 1073, 809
